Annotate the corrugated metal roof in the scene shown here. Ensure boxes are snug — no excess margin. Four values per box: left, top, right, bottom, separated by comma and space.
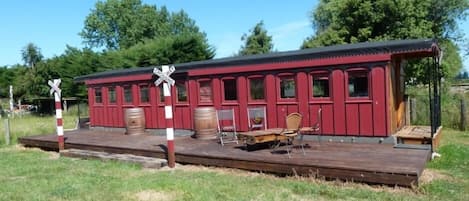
75, 38, 437, 82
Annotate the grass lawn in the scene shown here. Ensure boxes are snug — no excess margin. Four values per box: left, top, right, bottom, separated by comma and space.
0, 115, 468, 200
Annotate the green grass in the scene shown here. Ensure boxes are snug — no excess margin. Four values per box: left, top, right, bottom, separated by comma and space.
421, 130, 469, 201
0, 129, 467, 200
0, 114, 78, 145
0, 147, 423, 201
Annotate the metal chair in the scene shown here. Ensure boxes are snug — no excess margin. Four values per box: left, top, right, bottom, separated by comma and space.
247, 106, 267, 130
280, 112, 302, 158
216, 109, 238, 146
298, 108, 322, 154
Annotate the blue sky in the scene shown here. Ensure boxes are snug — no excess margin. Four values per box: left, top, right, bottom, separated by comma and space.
0, 0, 467, 71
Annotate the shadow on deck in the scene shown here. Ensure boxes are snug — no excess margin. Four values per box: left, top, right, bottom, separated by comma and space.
19, 129, 431, 187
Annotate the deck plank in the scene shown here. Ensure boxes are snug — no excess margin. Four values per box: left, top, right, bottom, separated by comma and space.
19, 129, 430, 187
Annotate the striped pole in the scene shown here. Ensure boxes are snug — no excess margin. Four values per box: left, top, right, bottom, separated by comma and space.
49, 79, 64, 150
162, 65, 175, 168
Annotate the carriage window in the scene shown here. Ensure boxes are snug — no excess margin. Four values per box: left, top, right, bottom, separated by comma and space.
108, 87, 116, 104
348, 72, 369, 97
223, 79, 237, 101
94, 88, 102, 103
312, 75, 330, 98
159, 85, 165, 103
280, 76, 296, 99
139, 85, 149, 103
249, 77, 265, 100
176, 81, 188, 102
199, 80, 212, 103
123, 86, 132, 104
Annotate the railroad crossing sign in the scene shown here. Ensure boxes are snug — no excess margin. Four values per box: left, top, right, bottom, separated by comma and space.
48, 79, 61, 97
153, 65, 175, 86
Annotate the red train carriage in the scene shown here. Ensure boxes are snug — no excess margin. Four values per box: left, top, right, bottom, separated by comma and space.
75, 39, 442, 138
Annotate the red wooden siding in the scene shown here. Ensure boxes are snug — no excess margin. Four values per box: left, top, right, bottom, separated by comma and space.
86, 61, 391, 137
372, 66, 387, 136
332, 69, 346, 135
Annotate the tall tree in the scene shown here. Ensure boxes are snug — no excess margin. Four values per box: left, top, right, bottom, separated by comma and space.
80, 0, 209, 51
238, 21, 274, 56
21, 43, 43, 69
80, 0, 161, 49
302, 0, 469, 82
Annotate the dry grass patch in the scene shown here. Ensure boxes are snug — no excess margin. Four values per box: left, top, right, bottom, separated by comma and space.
420, 169, 453, 185
133, 190, 179, 201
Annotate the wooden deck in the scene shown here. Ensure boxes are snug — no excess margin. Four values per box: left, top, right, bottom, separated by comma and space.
19, 129, 431, 187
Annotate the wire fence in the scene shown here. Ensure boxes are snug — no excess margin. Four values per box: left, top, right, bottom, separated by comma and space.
409, 94, 468, 131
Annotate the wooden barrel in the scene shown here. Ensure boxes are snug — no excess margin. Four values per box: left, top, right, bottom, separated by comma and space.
194, 107, 218, 140
124, 108, 146, 135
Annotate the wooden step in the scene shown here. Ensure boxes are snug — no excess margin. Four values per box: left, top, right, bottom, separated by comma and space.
60, 149, 167, 169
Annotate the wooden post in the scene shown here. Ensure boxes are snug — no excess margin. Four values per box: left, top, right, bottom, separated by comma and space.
4, 118, 10, 145
9, 85, 13, 118
461, 99, 466, 131
410, 98, 416, 124
153, 65, 176, 168
405, 95, 410, 126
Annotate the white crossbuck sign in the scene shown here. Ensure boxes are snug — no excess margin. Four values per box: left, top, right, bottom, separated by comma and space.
48, 79, 62, 97
153, 65, 175, 86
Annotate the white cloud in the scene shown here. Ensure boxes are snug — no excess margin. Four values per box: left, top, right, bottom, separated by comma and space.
271, 20, 310, 41
270, 20, 312, 51
212, 32, 242, 58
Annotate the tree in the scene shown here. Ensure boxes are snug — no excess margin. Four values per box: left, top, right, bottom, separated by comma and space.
21, 43, 43, 69
238, 21, 274, 56
302, 0, 469, 83
80, 0, 209, 50
80, 0, 159, 49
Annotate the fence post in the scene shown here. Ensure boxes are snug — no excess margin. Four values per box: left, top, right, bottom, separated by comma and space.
4, 118, 10, 145
461, 99, 466, 131
405, 95, 410, 126
410, 98, 416, 124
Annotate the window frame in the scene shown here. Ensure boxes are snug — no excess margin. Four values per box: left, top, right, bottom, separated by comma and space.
138, 84, 151, 105
221, 77, 238, 103
346, 68, 371, 100
277, 73, 297, 102
94, 87, 103, 104
310, 71, 332, 100
247, 75, 266, 102
175, 80, 189, 104
122, 85, 133, 105
107, 86, 117, 105
198, 79, 213, 104
158, 84, 165, 105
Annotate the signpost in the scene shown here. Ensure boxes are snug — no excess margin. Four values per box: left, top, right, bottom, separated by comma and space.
153, 65, 176, 168
48, 79, 64, 151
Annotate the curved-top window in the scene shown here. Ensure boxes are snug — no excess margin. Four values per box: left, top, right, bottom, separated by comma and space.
108, 86, 116, 104
312, 74, 330, 98
280, 76, 296, 99
199, 80, 212, 103
139, 85, 149, 103
348, 72, 369, 97
176, 81, 188, 102
123, 85, 132, 104
223, 78, 237, 101
249, 77, 265, 100
94, 88, 102, 104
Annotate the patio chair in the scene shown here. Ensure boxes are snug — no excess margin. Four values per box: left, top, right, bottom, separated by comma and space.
216, 109, 239, 146
247, 106, 267, 130
280, 112, 302, 158
298, 108, 322, 154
